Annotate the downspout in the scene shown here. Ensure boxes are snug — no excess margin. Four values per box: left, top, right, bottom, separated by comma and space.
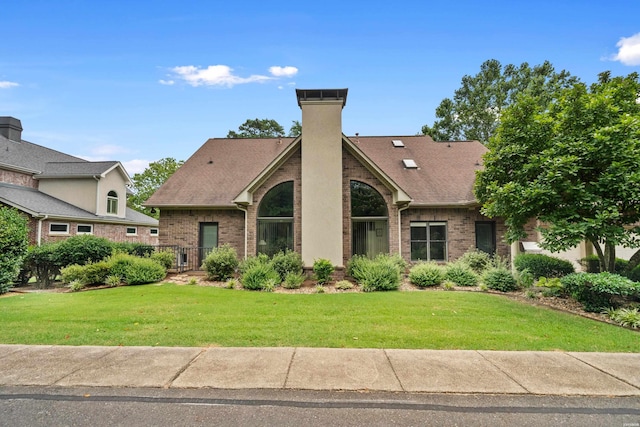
93, 175, 100, 214
236, 205, 248, 260
37, 215, 48, 246
397, 203, 410, 258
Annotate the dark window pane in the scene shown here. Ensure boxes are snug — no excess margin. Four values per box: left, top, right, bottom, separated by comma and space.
411, 242, 428, 261
350, 181, 388, 217
476, 222, 496, 254
352, 220, 388, 257
258, 219, 293, 257
258, 181, 294, 217
410, 225, 427, 241
430, 224, 446, 241
50, 224, 68, 233
430, 242, 446, 261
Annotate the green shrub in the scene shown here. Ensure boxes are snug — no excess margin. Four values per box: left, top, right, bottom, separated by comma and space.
313, 259, 334, 285
442, 281, 455, 291
25, 243, 62, 288
68, 280, 85, 292
409, 262, 444, 287
105, 275, 121, 287
107, 252, 137, 281
56, 235, 113, 268
561, 272, 640, 312
358, 260, 401, 292
0, 207, 29, 294
535, 276, 564, 297
457, 250, 492, 274
483, 268, 518, 292
282, 272, 305, 289
335, 280, 354, 290
381, 253, 408, 274
514, 253, 575, 278
271, 250, 303, 282
346, 255, 368, 282
201, 244, 239, 281
241, 262, 280, 291
623, 265, 640, 283
225, 278, 238, 289
515, 268, 535, 288
238, 253, 271, 275
315, 285, 325, 293
122, 257, 166, 285
150, 249, 175, 270
445, 263, 479, 287
60, 264, 86, 284
605, 307, 640, 329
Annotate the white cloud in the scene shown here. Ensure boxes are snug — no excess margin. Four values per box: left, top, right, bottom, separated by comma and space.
611, 33, 640, 66
0, 81, 19, 89
269, 66, 298, 77
168, 65, 272, 87
121, 159, 151, 175
159, 79, 175, 85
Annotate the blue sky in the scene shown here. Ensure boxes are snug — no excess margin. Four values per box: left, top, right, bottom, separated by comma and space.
1, 0, 639, 174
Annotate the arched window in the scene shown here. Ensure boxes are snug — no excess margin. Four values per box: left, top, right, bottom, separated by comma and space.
350, 181, 389, 257
257, 181, 294, 256
107, 191, 118, 215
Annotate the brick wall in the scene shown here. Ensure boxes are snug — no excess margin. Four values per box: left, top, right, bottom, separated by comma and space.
342, 148, 399, 266
401, 208, 511, 263
0, 169, 38, 188
246, 147, 302, 257
159, 208, 244, 255
40, 221, 159, 245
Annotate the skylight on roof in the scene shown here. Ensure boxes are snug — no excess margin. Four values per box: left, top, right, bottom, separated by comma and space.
392, 139, 405, 147
403, 159, 418, 169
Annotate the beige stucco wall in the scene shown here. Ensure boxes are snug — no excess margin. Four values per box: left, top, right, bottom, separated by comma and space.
300, 99, 344, 267
39, 178, 98, 213
96, 169, 128, 217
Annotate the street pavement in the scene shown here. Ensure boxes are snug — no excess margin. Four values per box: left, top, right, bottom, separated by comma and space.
0, 345, 638, 396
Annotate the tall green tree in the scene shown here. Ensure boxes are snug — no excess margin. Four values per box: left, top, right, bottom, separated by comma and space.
288, 120, 301, 137
422, 59, 578, 144
128, 158, 184, 219
475, 71, 640, 272
0, 207, 28, 293
227, 118, 285, 138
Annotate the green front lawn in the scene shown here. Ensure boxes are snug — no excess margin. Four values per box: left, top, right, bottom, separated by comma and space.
1, 283, 638, 351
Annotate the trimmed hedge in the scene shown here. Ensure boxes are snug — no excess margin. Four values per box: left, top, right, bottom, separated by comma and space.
201, 244, 239, 281
513, 253, 575, 278
348, 254, 403, 292
409, 262, 444, 288
445, 263, 479, 287
483, 268, 518, 292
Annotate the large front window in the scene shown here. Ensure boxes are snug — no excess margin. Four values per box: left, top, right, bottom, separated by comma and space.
411, 222, 447, 261
351, 181, 388, 257
257, 181, 294, 256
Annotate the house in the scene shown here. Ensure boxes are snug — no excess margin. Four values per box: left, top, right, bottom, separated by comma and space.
146, 89, 515, 269
0, 116, 159, 245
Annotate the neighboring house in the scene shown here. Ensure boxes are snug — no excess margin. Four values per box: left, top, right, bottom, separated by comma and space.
146, 88, 517, 269
0, 116, 159, 245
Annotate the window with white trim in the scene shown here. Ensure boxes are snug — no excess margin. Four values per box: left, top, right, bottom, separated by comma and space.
107, 191, 118, 215
150, 228, 159, 236
49, 223, 69, 234
77, 224, 93, 234
126, 226, 137, 236
410, 222, 447, 261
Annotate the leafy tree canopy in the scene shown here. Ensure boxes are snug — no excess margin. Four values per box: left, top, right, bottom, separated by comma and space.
227, 118, 285, 138
475, 71, 640, 272
422, 59, 578, 144
128, 157, 184, 219
288, 120, 301, 137
0, 207, 28, 292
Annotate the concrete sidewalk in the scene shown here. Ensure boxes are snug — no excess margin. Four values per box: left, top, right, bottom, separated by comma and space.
0, 345, 638, 396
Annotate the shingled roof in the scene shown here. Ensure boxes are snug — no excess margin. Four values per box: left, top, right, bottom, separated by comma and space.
147, 134, 486, 208
0, 182, 157, 225
0, 134, 85, 173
